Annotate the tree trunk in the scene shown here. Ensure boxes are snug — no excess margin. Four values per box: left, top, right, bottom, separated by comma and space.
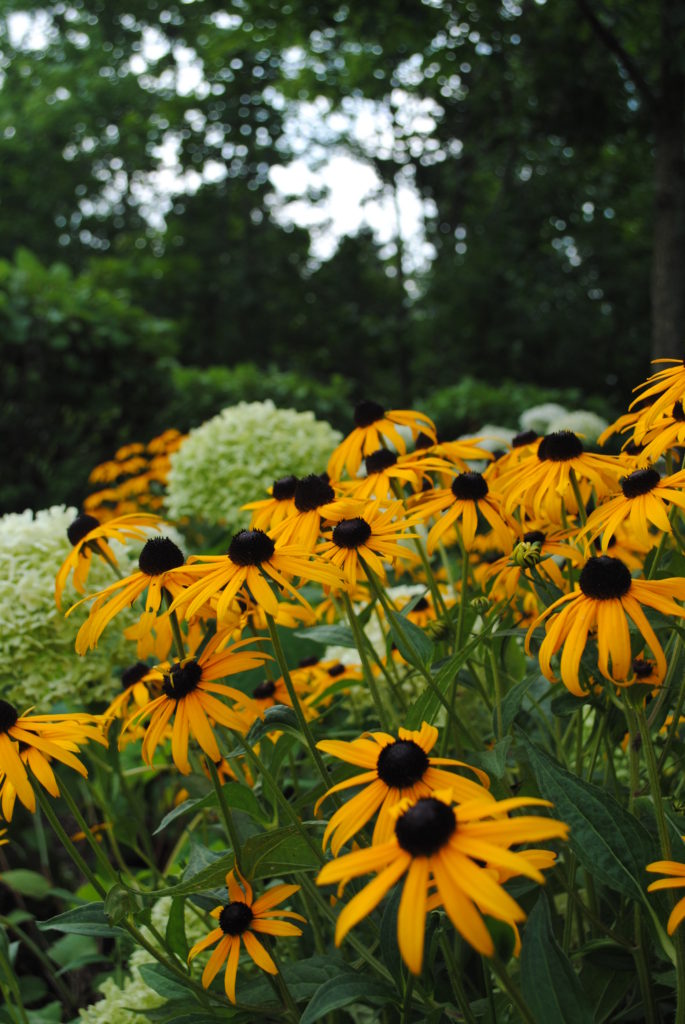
650, 0, 685, 360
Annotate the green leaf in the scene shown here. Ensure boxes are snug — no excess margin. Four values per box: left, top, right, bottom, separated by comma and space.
295, 624, 356, 647
154, 781, 264, 835
300, 975, 396, 1023
520, 734, 656, 900
405, 627, 491, 729
0, 870, 51, 899
138, 963, 196, 1002
104, 883, 137, 924
165, 897, 188, 961
469, 737, 512, 780
385, 607, 434, 668
38, 903, 127, 937
241, 826, 321, 879
498, 672, 541, 734
520, 895, 594, 1024
244, 705, 302, 746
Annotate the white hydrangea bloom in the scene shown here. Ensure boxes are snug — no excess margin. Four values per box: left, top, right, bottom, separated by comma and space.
518, 403, 568, 435
78, 898, 208, 1024
165, 401, 341, 532
545, 409, 609, 445
0, 506, 145, 709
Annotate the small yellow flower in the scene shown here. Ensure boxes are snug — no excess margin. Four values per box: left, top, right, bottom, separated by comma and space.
188, 870, 305, 1003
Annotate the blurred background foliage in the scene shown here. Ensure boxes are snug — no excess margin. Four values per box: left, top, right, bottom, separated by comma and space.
1, 0, 680, 512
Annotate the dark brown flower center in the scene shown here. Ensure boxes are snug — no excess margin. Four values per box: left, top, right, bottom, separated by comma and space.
67, 513, 100, 546
415, 432, 434, 450
298, 655, 320, 668
395, 797, 457, 856
121, 662, 150, 689
219, 901, 253, 935
332, 518, 372, 549
512, 430, 538, 448
620, 468, 660, 498
632, 658, 654, 679
354, 400, 385, 428
523, 530, 546, 545
138, 537, 185, 575
451, 472, 488, 501
294, 474, 335, 512
377, 739, 430, 788
414, 597, 429, 611
162, 660, 202, 700
253, 680, 276, 699
579, 556, 632, 600
365, 449, 397, 474
327, 663, 346, 677
537, 431, 584, 462
229, 529, 275, 566
272, 476, 298, 500
673, 401, 685, 422
0, 700, 18, 734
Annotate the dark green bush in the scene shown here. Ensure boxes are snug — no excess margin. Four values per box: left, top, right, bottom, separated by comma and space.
161, 361, 356, 434
0, 249, 177, 512
417, 376, 616, 440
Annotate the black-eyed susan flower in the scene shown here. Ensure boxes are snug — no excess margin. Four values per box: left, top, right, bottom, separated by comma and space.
484, 527, 584, 601
171, 529, 343, 623
55, 511, 163, 607
317, 792, 569, 973
105, 661, 163, 721
317, 500, 418, 588
242, 475, 299, 532
632, 359, 685, 439
269, 474, 362, 552
342, 449, 452, 502
582, 466, 685, 551
327, 401, 437, 481
121, 643, 266, 774
411, 471, 515, 553
0, 701, 106, 817
647, 852, 685, 934
526, 555, 685, 695
71, 537, 193, 653
495, 431, 621, 523
316, 723, 492, 854
633, 401, 685, 465
188, 869, 305, 1003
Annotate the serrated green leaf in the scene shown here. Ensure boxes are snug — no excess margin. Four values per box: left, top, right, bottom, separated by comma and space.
300, 974, 396, 1023
468, 737, 512, 780
520, 895, 594, 1024
498, 672, 541, 734
520, 734, 657, 900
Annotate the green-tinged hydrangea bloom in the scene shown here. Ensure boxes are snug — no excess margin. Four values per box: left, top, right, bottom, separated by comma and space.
165, 400, 341, 532
78, 899, 207, 1024
518, 403, 569, 435
0, 506, 141, 709
545, 409, 609, 445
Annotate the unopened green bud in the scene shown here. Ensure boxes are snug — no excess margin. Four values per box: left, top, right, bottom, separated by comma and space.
510, 540, 542, 568
425, 619, 453, 642
470, 596, 490, 613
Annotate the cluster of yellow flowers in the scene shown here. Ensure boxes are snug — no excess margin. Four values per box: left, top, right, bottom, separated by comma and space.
6, 358, 685, 1001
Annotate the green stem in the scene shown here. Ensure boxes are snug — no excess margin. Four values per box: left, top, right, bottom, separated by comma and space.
633, 905, 658, 1024
264, 612, 330, 791
0, 942, 29, 1024
490, 956, 535, 1024
33, 783, 107, 897
165, 598, 186, 660
401, 972, 415, 1024
439, 938, 477, 1024
59, 780, 119, 884
488, 647, 504, 739
342, 590, 390, 730
568, 468, 587, 526
0, 916, 74, 1007
207, 758, 243, 876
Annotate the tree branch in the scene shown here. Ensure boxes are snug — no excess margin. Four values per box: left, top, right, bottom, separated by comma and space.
573, 0, 657, 111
